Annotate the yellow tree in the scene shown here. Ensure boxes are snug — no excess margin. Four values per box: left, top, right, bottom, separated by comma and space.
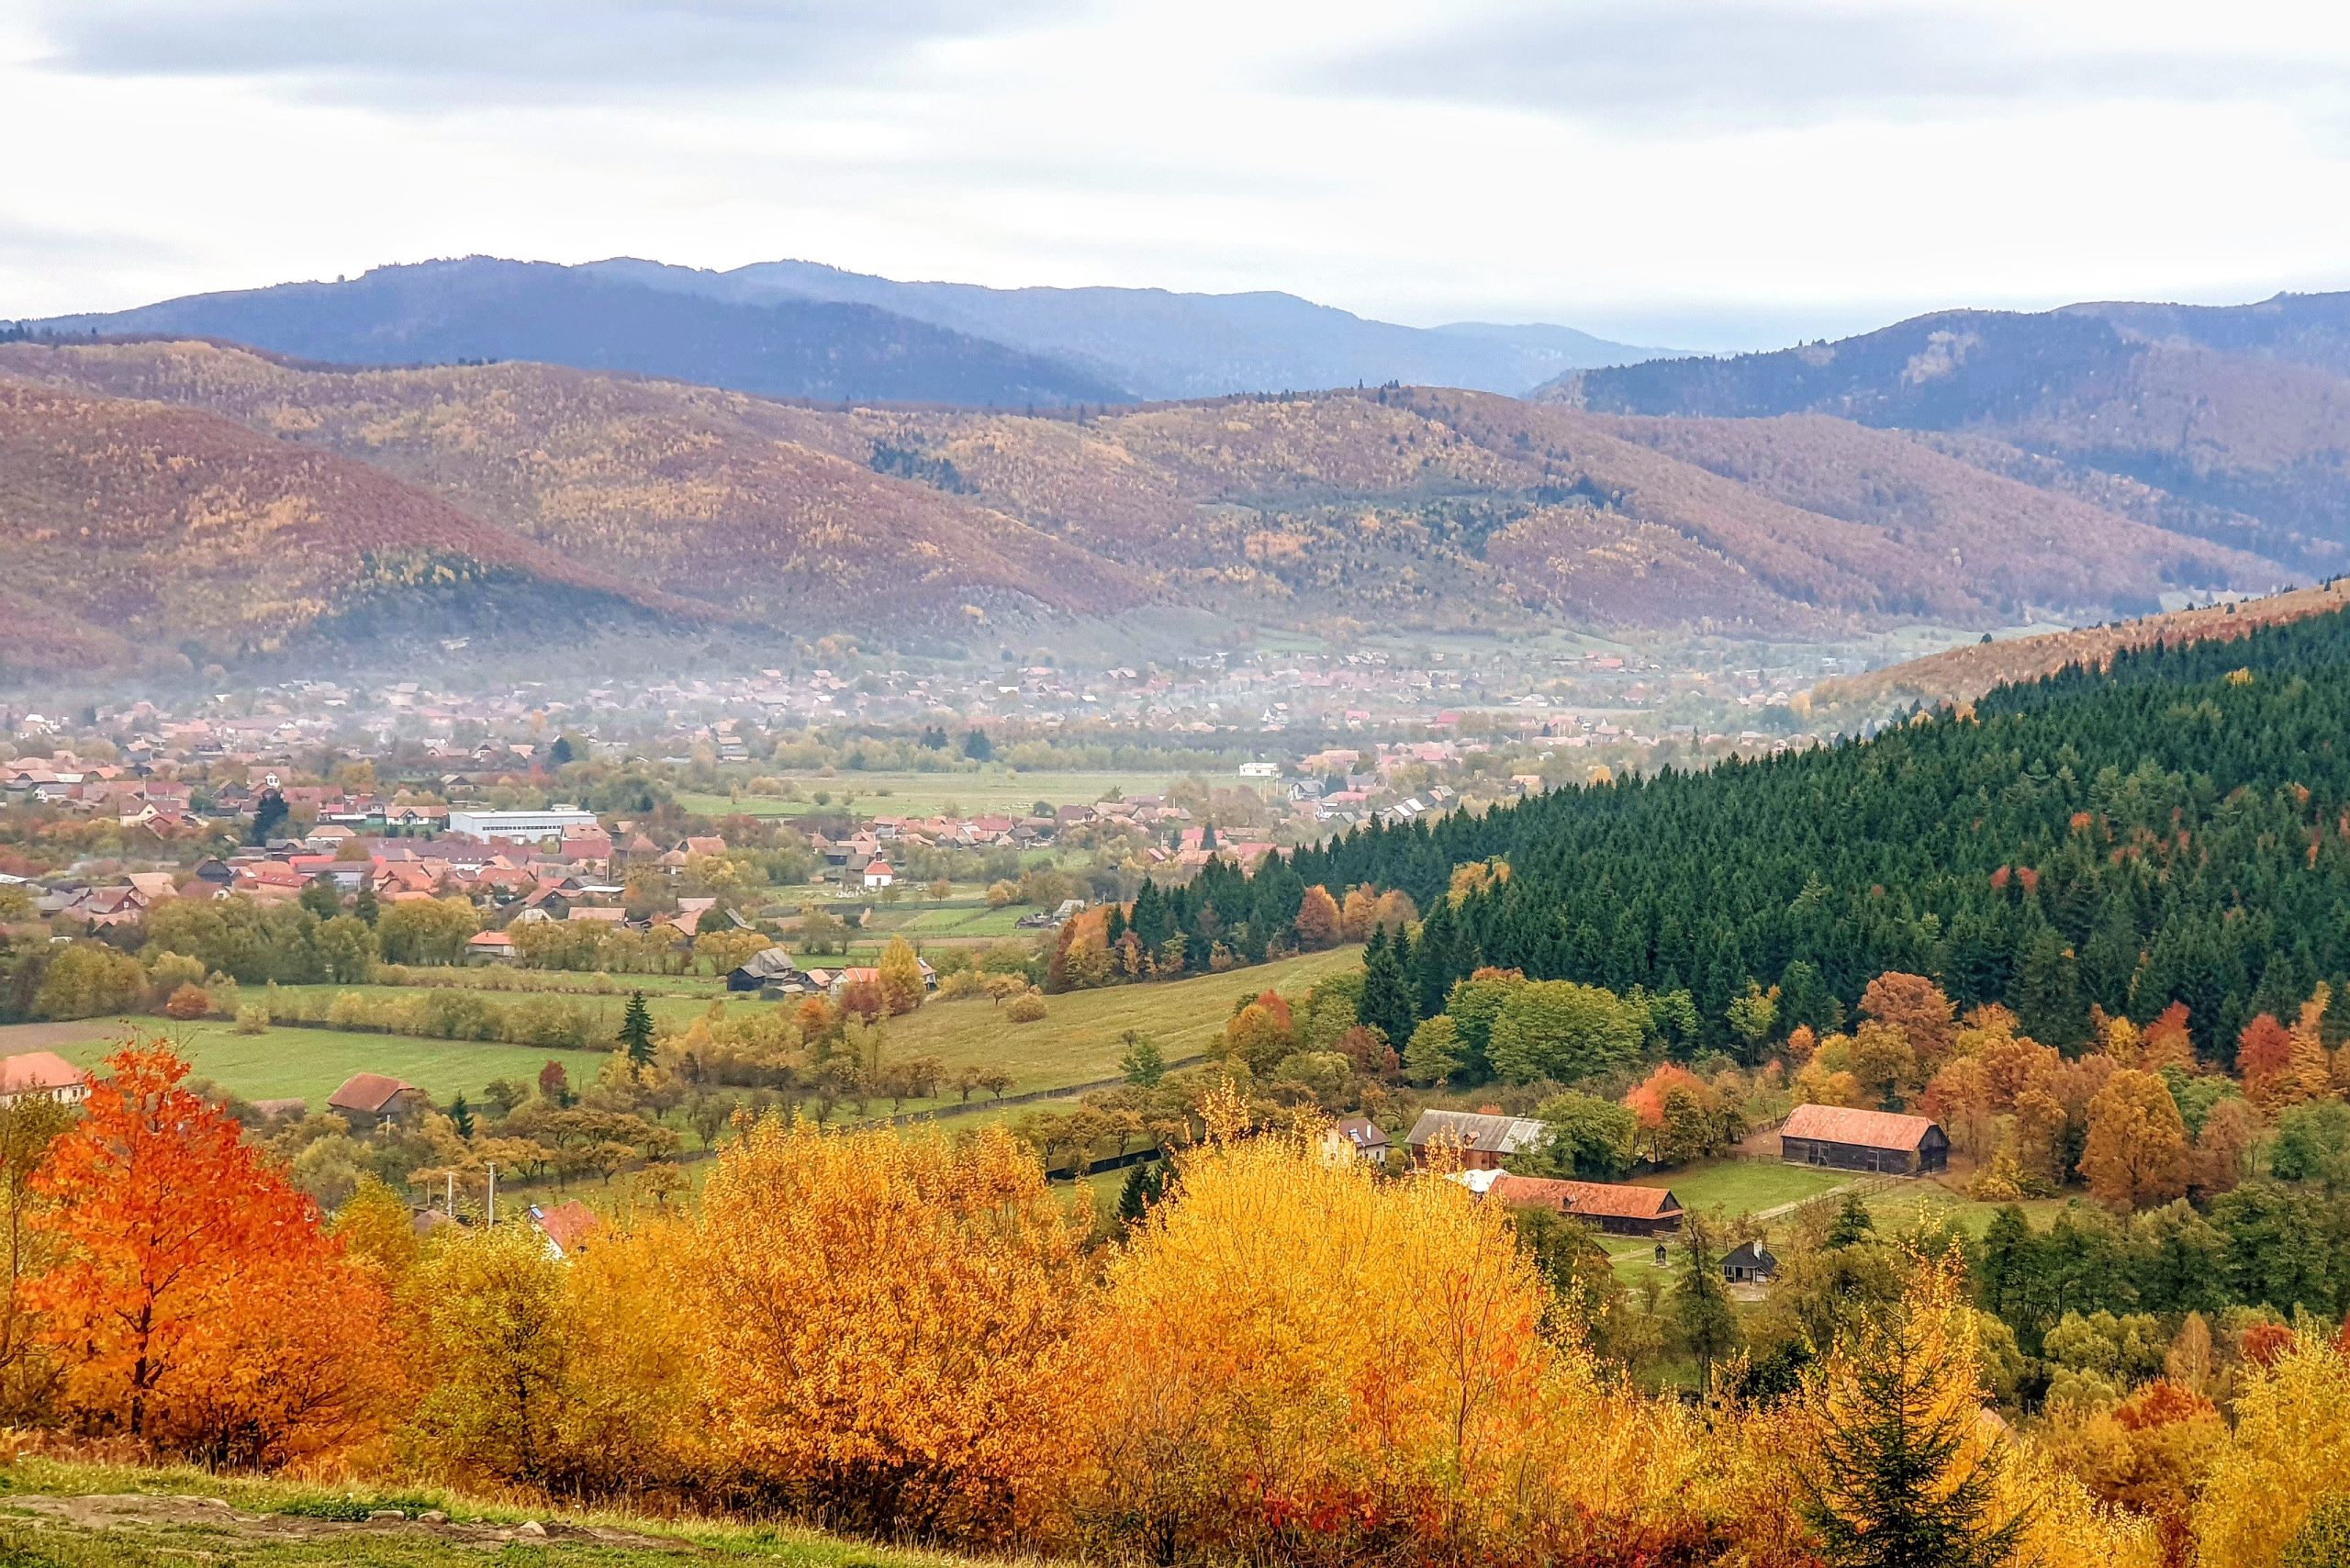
691, 1117, 1087, 1544
2195, 1333, 2350, 1568
2078, 1070, 2190, 1212
876, 935, 927, 1015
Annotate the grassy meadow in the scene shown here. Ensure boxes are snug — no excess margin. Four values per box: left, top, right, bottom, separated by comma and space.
5, 1019, 567, 1109
677, 767, 1195, 820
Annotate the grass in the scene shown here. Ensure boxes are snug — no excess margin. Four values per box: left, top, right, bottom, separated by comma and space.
30, 1021, 575, 1108
678, 768, 1191, 821
1632, 1159, 1852, 1217
878, 946, 1362, 1096
0, 1454, 978, 1568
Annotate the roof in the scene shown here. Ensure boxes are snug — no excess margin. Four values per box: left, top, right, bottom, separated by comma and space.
467, 929, 515, 947
1723, 1240, 1778, 1270
1488, 1174, 1684, 1222
1330, 1114, 1390, 1149
534, 1199, 601, 1258
327, 1072, 415, 1114
732, 947, 799, 980
1404, 1109, 1547, 1156
1782, 1103, 1942, 1152
0, 1052, 84, 1096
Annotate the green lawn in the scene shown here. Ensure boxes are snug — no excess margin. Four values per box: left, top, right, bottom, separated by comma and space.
39, 1021, 572, 1109
678, 768, 1190, 821
1633, 1159, 1852, 1217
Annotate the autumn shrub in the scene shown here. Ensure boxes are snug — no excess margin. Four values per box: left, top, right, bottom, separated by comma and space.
1072, 1104, 1718, 1568
33, 944, 145, 1021
689, 1117, 1088, 1543
28, 1043, 393, 1469
1006, 992, 1047, 1023
160, 982, 211, 1021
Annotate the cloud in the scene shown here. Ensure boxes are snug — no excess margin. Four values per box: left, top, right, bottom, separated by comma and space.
27, 0, 1074, 105
1315, 2, 2329, 132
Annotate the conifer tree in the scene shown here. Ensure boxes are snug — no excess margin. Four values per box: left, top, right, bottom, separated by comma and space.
619, 991, 655, 1068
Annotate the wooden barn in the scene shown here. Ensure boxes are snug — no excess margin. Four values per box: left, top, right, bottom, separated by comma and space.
1779, 1103, 1949, 1175
1486, 1173, 1686, 1237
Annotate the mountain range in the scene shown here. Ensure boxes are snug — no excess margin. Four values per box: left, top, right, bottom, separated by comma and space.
1542, 290, 2350, 577
0, 336, 2284, 676
27, 256, 1676, 408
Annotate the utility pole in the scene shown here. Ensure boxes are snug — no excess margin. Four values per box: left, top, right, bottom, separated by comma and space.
487, 1161, 497, 1228
445, 1171, 454, 1216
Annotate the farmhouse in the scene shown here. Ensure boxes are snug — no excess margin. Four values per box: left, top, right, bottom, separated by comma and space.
1487, 1173, 1685, 1238
726, 946, 800, 992
1722, 1239, 1778, 1283
0, 1051, 87, 1108
1779, 1103, 1949, 1175
1321, 1114, 1391, 1164
328, 1072, 427, 1130
1404, 1109, 1547, 1171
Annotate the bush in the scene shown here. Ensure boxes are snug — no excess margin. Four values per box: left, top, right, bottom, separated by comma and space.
235, 1004, 270, 1035
162, 982, 213, 1021
1006, 993, 1048, 1024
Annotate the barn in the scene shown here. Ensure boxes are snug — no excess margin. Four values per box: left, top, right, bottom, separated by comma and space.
1779, 1103, 1949, 1175
1486, 1173, 1685, 1237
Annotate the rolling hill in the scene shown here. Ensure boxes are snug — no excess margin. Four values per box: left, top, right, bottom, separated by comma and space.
1542, 292, 2350, 577
0, 377, 701, 678
0, 341, 2293, 668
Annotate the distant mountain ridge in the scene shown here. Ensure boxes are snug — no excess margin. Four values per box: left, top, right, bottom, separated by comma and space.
1539, 290, 2350, 577
26, 255, 1678, 409
582, 256, 1680, 398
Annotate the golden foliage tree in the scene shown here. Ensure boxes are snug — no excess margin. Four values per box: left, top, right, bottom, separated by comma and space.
2078, 1070, 2191, 1213
2194, 1333, 2350, 1568
691, 1117, 1087, 1543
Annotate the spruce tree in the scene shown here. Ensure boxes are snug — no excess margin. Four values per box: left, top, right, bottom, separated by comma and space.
619, 990, 656, 1067
1117, 1160, 1167, 1225
1672, 1217, 1740, 1389
1825, 1193, 1877, 1249
1360, 928, 1417, 1047
449, 1093, 476, 1140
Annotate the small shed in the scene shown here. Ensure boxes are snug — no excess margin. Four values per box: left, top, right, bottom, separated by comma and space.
1722, 1239, 1778, 1283
1780, 1103, 1949, 1175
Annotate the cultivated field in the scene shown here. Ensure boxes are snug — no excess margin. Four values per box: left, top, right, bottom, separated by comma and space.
7, 1019, 568, 1109
677, 767, 1196, 820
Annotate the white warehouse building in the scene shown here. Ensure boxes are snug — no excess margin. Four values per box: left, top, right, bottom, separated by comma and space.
447, 806, 599, 842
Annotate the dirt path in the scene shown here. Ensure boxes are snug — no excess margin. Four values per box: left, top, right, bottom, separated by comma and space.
5, 1492, 693, 1551
0, 1018, 137, 1051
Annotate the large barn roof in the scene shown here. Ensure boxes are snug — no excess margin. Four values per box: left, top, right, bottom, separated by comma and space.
1782, 1103, 1941, 1152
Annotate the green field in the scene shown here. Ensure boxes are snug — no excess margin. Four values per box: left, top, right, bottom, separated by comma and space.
678, 768, 1192, 820
17, 1020, 574, 1109
1633, 1159, 1852, 1217
877, 945, 1362, 1096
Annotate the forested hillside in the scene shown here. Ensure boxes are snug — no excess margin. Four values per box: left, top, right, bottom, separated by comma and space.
0, 379, 698, 677
1547, 294, 2350, 577
1286, 606, 2350, 1062
0, 342, 2281, 653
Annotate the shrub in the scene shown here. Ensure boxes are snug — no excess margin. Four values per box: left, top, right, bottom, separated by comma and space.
1006, 993, 1047, 1024
235, 1004, 270, 1036
162, 982, 213, 1021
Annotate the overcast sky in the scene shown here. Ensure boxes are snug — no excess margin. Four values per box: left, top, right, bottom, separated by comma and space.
6, 0, 2350, 349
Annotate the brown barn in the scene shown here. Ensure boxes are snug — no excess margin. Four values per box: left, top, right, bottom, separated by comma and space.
1487, 1173, 1685, 1237
328, 1072, 427, 1131
1780, 1103, 1949, 1175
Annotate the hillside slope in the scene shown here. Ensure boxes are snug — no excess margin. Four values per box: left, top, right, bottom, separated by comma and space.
29, 257, 1129, 408
0, 342, 2288, 649
0, 341, 1148, 635
588, 255, 1679, 398
0, 378, 698, 676
1806, 579, 2350, 717
1544, 295, 2350, 575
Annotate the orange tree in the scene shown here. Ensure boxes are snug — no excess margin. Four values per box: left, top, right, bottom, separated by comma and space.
28, 1039, 391, 1467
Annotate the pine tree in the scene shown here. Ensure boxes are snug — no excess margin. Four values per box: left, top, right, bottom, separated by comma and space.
1826, 1192, 1876, 1249
1117, 1160, 1167, 1225
619, 991, 655, 1068
449, 1093, 476, 1140
1673, 1216, 1740, 1389
1359, 928, 1417, 1047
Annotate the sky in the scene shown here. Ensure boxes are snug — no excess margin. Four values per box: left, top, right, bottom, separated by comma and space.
6, 0, 2350, 350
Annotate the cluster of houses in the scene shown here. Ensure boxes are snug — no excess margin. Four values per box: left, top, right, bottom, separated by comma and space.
1314, 1103, 1957, 1285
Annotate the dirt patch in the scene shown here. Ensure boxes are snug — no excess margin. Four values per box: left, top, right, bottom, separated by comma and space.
6, 1493, 694, 1551
0, 1020, 137, 1052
